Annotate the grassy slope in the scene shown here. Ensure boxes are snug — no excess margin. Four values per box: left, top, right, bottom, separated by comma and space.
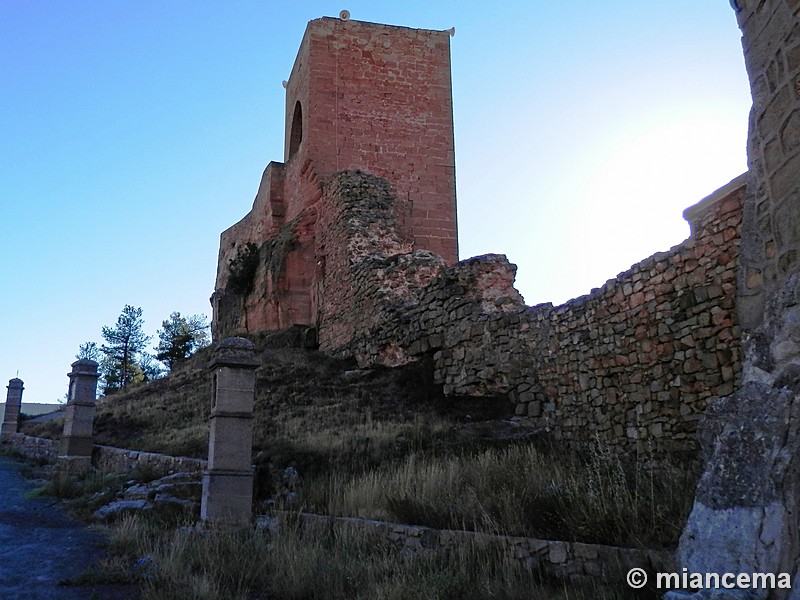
22, 329, 515, 474
20, 330, 695, 549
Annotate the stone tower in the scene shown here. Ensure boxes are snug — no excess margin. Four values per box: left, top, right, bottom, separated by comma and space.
212, 16, 458, 339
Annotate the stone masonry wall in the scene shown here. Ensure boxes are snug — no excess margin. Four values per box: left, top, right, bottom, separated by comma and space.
315, 171, 446, 352
274, 511, 674, 585
508, 177, 743, 455
319, 171, 745, 456
4, 433, 205, 474
5, 433, 57, 462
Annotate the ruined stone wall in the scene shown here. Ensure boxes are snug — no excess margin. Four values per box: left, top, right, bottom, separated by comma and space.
319, 171, 745, 456
315, 171, 444, 352
212, 17, 459, 339
212, 198, 318, 339
508, 179, 743, 455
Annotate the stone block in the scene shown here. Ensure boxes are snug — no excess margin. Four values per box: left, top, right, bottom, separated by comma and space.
62, 403, 96, 438
548, 542, 569, 564
207, 418, 254, 472
59, 436, 93, 457
200, 470, 254, 526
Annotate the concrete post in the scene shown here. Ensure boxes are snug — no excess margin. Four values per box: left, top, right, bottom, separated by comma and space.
1, 378, 24, 441
58, 359, 99, 473
201, 337, 259, 526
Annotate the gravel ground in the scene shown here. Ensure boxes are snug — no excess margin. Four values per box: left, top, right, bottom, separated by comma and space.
0, 455, 139, 599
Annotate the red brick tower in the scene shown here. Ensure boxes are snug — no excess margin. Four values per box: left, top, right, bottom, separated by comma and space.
212, 16, 458, 338
282, 17, 458, 256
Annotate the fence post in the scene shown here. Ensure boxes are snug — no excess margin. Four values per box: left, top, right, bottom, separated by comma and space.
1, 378, 24, 441
201, 337, 259, 526
58, 359, 99, 473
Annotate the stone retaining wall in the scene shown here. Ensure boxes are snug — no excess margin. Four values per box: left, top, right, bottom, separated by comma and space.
5, 433, 57, 462
275, 511, 675, 583
317, 171, 746, 456
3, 433, 205, 474
93, 444, 205, 475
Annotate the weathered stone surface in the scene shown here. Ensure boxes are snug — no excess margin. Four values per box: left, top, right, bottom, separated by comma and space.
677, 381, 800, 599
202, 338, 256, 526
263, 511, 674, 587
89, 470, 202, 522
208, 337, 260, 370
93, 499, 152, 521
4, 433, 206, 475
93, 444, 206, 475
212, 17, 458, 338
58, 360, 99, 475
698, 6, 800, 593
315, 171, 745, 457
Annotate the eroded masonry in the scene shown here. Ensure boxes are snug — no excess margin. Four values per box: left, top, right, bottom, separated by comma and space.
213, 15, 746, 457
212, 17, 457, 336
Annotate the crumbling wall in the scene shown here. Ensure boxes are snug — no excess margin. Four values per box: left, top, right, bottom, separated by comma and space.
212, 18, 459, 339
318, 171, 745, 456
212, 195, 317, 339
509, 178, 743, 455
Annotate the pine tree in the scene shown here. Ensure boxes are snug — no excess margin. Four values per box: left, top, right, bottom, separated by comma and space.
155, 312, 210, 371
75, 341, 100, 362
100, 305, 149, 393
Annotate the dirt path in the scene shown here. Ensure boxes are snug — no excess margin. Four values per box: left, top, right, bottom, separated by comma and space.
0, 455, 139, 599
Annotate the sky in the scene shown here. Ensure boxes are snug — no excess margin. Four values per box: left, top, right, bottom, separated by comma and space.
0, 1, 752, 405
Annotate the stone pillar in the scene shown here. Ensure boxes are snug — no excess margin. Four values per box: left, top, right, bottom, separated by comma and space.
1, 378, 24, 440
58, 359, 99, 474
201, 337, 259, 526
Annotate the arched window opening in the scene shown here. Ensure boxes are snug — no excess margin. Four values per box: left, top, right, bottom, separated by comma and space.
289, 101, 303, 160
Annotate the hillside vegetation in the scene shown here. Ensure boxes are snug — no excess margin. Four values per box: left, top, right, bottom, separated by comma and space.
23, 328, 511, 475
21, 328, 696, 550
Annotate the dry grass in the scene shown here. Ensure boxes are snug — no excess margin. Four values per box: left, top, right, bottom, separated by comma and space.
102, 513, 654, 600
21, 333, 481, 471
307, 442, 695, 548
21, 329, 697, 555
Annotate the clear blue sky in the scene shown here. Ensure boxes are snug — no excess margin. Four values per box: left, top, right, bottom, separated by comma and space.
0, 1, 751, 404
